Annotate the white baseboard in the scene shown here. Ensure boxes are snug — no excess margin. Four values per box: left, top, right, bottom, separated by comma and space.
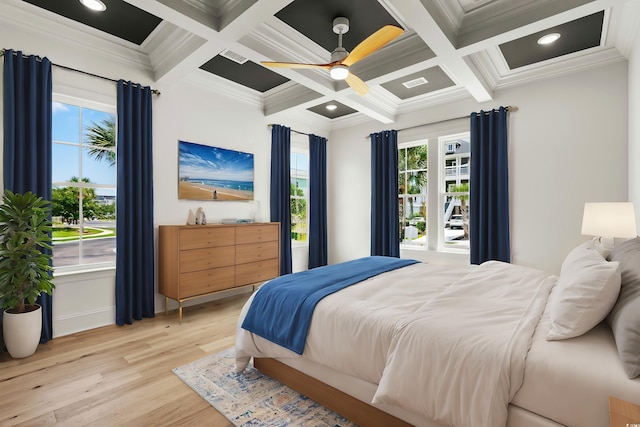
53, 306, 115, 338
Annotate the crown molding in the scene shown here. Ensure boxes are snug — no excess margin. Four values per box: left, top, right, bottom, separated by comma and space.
396, 86, 471, 116
143, 22, 207, 81
185, 70, 263, 108
248, 18, 329, 65
472, 45, 626, 90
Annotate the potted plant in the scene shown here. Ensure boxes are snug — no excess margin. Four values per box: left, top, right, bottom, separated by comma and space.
0, 190, 55, 358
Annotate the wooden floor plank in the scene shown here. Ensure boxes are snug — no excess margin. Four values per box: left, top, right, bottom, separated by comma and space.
0, 293, 251, 426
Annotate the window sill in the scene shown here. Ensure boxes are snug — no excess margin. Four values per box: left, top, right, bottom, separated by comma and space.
400, 247, 469, 265
54, 263, 115, 277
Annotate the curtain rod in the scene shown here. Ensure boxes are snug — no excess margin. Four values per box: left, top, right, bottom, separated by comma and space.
1, 49, 161, 96
365, 106, 516, 138
267, 124, 310, 137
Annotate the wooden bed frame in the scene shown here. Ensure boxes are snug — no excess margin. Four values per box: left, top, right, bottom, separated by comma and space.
254, 357, 413, 427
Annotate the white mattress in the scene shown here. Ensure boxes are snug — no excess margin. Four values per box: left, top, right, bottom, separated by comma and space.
274, 355, 565, 427
273, 313, 640, 427
513, 307, 640, 427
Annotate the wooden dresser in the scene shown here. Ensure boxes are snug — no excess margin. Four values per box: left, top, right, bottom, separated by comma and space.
158, 222, 280, 321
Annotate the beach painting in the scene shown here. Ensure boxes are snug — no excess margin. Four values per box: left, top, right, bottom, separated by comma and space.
178, 140, 254, 201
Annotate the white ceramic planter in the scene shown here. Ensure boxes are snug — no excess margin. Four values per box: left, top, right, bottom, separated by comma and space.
3, 305, 42, 358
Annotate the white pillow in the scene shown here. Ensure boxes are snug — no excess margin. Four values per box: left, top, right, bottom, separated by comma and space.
547, 240, 621, 340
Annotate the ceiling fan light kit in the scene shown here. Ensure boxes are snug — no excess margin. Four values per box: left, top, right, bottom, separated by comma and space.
261, 16, 403, 96
330, 64, 349, 80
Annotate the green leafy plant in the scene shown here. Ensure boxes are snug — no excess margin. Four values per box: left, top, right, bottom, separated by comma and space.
0, 190, 54, 314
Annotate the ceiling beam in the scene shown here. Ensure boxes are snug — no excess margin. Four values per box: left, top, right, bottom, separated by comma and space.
124, 0, 295, 86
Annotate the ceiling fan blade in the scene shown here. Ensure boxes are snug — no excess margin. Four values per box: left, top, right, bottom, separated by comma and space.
345, 72, 369, 96
261, 61, 332, 69
342, 25, 404, 67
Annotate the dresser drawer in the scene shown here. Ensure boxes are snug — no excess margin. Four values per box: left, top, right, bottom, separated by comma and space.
236, 224, 278, 245
236, 258, 279, 286
179, 246, 235, 273
179, 266, 236, 297
179, 227, 235, 250
235, 241, 278, 265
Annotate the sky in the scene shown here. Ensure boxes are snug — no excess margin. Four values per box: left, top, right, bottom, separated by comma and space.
178, 140, 254, 182
52, 102, 116, 196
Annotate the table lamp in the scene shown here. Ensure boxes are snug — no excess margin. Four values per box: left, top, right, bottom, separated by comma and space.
581, 202, 637, 256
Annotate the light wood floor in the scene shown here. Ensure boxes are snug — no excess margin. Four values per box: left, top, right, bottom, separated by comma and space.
0, 293, 254, 426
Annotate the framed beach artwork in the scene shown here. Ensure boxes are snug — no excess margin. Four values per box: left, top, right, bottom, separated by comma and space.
178, 140, 254, 201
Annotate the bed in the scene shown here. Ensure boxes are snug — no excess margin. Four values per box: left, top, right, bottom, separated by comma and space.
234, 239, 640, 427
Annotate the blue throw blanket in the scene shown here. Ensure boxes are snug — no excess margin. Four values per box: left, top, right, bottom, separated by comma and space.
241, 256, 419, 355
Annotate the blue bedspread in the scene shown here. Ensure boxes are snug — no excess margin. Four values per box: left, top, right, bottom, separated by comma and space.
241, 256, 419, 355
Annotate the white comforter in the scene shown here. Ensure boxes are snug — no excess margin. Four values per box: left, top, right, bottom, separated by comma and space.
235, 261, 556, 427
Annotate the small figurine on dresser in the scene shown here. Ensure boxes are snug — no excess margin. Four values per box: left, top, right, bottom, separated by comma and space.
186, 209, 196, 225
195, 207, 206, 225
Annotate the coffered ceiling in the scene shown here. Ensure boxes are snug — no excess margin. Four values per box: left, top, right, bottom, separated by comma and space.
9, 0, 640, 124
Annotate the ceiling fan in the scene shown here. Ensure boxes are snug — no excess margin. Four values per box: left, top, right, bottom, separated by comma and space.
261, 17, 403, 96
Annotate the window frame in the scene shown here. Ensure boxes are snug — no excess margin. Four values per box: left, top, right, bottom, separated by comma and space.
438, 132, 471, 254
290, 136, 309, 248
398, 139, 428, 248
52, 94, 117, 274
398, 124, 471, 255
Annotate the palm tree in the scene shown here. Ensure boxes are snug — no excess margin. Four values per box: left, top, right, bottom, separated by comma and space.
400, 145, 427, 218
450, 182, 469, 239
84, 116, 116, 166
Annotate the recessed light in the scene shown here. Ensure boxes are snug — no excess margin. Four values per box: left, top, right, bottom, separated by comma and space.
79, 0, 107, 12
537, 33, 561, 45
326, 104, 338, 111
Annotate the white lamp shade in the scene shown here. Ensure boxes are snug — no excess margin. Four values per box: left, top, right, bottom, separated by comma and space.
581, 202, 637, 238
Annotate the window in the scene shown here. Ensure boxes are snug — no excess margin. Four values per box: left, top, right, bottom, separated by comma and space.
398, 144, 427, 246
51, 98, 116, 270
398, 131, 470, 253
441, 133, 470, 252
290, 148, 308, 244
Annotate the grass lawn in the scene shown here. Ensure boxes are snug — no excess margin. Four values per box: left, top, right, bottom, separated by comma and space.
53, 227, 115, 240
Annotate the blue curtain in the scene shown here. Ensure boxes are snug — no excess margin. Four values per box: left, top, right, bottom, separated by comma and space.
115, 80, 155, 325
270, 125, 292, 275
469, 107, 510, 264
2, 49, 53, 344
370, 130, 400, 257
308, 134, 327, 269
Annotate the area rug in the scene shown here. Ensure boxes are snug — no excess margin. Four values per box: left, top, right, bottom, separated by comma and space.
173, 348, 356, 426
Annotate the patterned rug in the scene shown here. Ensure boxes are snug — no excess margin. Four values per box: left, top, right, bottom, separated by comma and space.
173, 348, 357, 426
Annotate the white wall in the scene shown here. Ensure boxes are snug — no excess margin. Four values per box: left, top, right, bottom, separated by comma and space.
152, 78, 270, 312
329, 61, 629, 274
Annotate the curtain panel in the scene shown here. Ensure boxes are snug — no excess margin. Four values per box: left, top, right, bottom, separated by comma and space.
2, 49, 53, 343
115, 80, 155, 325
370, 130, 400, 257
469, 107, 511, 264
308, 134, 328, 269
270, 124, 293, 275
